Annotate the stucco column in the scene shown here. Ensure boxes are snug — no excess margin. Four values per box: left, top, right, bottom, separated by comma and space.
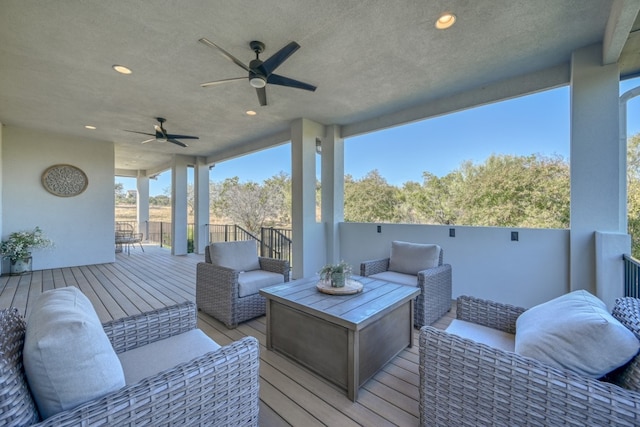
321, 125, 344, 264
171, 155, 189, 255
291, 118, 326, 278
136, 172, 149, 240
570, 43, 628, 297
194, 157, 210, 254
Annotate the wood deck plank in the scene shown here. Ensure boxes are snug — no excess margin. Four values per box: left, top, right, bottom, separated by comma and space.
0, 244, 455, 427
259, 380, 325, 427
0, 276, 21, 312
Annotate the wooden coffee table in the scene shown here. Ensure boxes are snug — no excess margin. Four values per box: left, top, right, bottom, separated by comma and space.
260, 275, 420, 401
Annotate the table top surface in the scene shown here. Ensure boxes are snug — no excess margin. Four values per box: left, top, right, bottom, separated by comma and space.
260, 275, 420, 330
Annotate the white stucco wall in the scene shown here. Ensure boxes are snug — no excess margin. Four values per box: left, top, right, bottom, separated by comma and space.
2, 126, 115, 270
340, 222, 570, 308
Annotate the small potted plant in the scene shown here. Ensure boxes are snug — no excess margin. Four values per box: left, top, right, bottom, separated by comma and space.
1, 226, 53, 275
319, 260, 352, 288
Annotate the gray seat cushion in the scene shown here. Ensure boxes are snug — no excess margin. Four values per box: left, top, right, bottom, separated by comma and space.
238, 270, 286, 297
370, 271, 417, 286
446, 319, 515, 352
117, 329, 221, 385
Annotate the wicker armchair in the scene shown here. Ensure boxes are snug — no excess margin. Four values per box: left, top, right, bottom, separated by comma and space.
0, 301, 260, 427
360, 243, 452, 327
197, 241, 290, 328
419, 296, 640, 426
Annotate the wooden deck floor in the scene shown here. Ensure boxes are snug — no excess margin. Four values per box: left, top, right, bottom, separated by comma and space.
0, 245, 454, 427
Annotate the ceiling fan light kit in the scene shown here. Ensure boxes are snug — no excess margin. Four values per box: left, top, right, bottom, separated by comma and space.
199, 38, 316, 106
250, 76, 267, 88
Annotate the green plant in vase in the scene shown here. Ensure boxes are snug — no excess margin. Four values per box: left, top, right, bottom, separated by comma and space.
319, 260, 352, 288
1, 226, 53, 275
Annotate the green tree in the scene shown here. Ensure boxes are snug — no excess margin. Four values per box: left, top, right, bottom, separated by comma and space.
213, 177, 284, 235
115, 182, 125, 202
628, 134, 640, 257
344, 170, 402, 222
263, 172, 291, 226
403, 172, 463, 225
452, 154, 569, 228
149, 195, 170, 206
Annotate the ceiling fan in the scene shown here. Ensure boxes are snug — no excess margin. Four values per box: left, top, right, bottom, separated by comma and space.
198, 38, 317, 106
124, 117, 198, 148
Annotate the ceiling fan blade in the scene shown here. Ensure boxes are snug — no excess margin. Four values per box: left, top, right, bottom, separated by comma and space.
260, 41, 300, 75
200, 77, 246, 88
124, 130, 155, 137
256, 87, 267, 106
167, 138, 188, 148
165, 134, 199, 140
199, 38, 251, 72
267, 74, 317, 92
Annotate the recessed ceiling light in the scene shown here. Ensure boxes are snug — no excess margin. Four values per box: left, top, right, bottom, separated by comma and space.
84, 125, 96, 130
246, 110, 257, 116
112, 65, 132, 75
435, 13, 456, 29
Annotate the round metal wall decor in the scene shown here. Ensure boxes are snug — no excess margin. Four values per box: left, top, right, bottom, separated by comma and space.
41, 164, 88, 197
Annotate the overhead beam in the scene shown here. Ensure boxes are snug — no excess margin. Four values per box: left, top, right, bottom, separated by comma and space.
205, 129, 292, 165
603, 0, 640, 65
341, 63, 569, 140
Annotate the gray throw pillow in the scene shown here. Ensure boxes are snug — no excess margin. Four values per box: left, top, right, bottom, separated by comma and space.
23, 287, 125, 419
515, 290, 639, 378
388, 241, 440, 275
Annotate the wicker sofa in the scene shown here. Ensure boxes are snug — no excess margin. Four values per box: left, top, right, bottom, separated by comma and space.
0, 300, 260, 427
360, 241, 452, 327
197, 241, 290, 328
419, 295, 640, 426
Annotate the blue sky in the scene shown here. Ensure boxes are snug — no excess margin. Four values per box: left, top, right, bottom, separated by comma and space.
118, 77, 640, 195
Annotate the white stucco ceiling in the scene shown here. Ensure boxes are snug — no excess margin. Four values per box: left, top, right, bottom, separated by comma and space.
1, 1, 639, 174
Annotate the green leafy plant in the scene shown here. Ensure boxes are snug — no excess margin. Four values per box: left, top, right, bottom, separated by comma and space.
1, 226, 53, 262
319, 260, 352, 286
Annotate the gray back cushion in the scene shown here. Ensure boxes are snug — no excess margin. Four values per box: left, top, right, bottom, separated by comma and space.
209, 240, 261, 272
0, 308, 40, 426
388, 241, 441, 275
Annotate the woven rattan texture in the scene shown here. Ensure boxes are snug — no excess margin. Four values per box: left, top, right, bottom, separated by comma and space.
610, 297, 640, 392
419, 297, 640, 426
456, 295, 526, 334
102, 301, 196, 353
360, 249, 451, 327
0, 308, 40, 427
